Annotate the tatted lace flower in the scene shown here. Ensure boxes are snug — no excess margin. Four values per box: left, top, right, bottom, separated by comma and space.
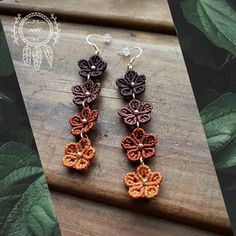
78, 55, 107, 79
116, 70, 146, 97
118, 99, 152, 125
69, 107, 98, 136
122, 128, 157, 162
72, 80, 101, 105
63, 138, 95, 172
124, 164, 163, 199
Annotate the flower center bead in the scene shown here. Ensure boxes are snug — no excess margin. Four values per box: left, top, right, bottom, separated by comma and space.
82, 118, 87, 124
134, 109, 139, 115
130, 82, 135, 87
142, 179, 148, 185
138, 143, 144, 148
91, 65, 96, 70
85, 91, 90, 96
77, 151, 82, 158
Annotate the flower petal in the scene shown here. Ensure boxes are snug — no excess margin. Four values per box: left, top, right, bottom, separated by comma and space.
148, 172, 163, 186
122, 136, 138, 150
83, 147, 96, 161
129, 99, 141, 111
71, 85, 84, 95
140, 102, 153, 114
144, 185, 159, 199
127, 148, 141, 161
73, 95, 85, 105
80, 107, 90, 119
128, 185, 144, 199
118, 107, 133, 117
141, 147, 156, 159
131, 128, 146, 143
64, 143, 79, 154
116, 78, 129, 88
90, 70, 103, 78
87, 109, 98, 123
143, 133, 158, 147
75, 158, 89, 172
120, 87, 133, 97
78, 138, 91, 153
123, 115, 137, 126
63, 154, 77, 168
137, 114, 151, 124
69, 115, 82, 126
136, 164, 151, 180
124, 172, 142, 187
133, 83, 145, 95
78, 59, 90, 69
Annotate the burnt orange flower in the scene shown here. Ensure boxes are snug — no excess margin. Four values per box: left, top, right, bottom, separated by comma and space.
124, 164, 163, 199
121, 128, 157, 162
63, 138, 95, 172
69, 107, 98, 136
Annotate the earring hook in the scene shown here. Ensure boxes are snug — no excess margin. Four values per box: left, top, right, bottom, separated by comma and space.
86, 33, 112, 55
118, 47, 142, 70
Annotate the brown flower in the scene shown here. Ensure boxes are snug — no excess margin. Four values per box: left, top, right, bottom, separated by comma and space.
124, 164, 163, 199
69, 107, 98, 136
78, 55, 107, 79
63, 138, 95, 172
118, 99, 153, 125
122, 128, 157, 162
116, 70, 146, 98
72, 80, 101, 105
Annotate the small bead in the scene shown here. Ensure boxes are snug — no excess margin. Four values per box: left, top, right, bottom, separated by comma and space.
134, 109, 139, 115
85, 91, 90, 96
82, 118, 87, 124
138, 143, 144, 148
91, 65, 96, 70
131, 82, 135, 87
77, 152, 82, 157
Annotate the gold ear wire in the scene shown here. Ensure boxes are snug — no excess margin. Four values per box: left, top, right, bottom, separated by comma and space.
86, 33, 112, 55
117, 47, 143, 70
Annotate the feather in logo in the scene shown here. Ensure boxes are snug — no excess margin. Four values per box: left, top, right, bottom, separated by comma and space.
11, 12, 60, 70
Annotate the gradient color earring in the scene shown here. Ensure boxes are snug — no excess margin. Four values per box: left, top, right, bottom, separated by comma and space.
116, 47, 163, 199
63, 33, 112, 172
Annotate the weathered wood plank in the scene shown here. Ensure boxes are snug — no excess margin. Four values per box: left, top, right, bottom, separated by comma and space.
1, 15, 231, 234
0, 0, 174, 34
51, 191, 223, 236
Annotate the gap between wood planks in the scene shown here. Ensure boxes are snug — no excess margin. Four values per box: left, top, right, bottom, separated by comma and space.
0, 1, 176, 35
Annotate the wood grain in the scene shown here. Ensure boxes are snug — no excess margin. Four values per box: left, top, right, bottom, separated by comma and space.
0, 0, 175, 34
51, 191, 223, 236
1, 15, 231, 234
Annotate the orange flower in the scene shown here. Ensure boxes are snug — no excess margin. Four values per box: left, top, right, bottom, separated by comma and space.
124, 164, 163, 199
69, 107, 98, 136
63, 138, 95, 172
121, 128, 157, 162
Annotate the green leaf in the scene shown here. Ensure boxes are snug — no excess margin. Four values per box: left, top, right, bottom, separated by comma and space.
201, 92, 236, 152
0, 23, 14, 76
181, 0, 236, 56
0, 142, 60, 236
200, 92, 236, 170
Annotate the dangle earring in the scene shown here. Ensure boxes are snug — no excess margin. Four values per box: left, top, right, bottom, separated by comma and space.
116, 47, 163, 199
63, 33, 111, 172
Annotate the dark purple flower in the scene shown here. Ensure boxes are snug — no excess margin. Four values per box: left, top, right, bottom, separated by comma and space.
118, 99, 153, 125
78, 55, 107, 79
116, 70, 146, 97
72, 80, 101, 105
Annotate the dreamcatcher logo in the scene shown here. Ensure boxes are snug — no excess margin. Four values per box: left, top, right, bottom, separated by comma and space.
12, 12, 60, 70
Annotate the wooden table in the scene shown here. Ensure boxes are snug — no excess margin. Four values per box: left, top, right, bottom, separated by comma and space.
0, 1, 232, 235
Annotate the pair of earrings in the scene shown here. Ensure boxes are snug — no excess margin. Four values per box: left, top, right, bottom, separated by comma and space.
62, 34, 163, 200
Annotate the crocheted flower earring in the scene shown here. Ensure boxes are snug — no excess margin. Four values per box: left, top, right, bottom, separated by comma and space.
63, 33, 112, 172
116, 47, 163, 199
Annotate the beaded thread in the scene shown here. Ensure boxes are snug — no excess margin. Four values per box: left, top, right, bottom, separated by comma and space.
63, 54, 107, 172
116, 63, 163, 199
